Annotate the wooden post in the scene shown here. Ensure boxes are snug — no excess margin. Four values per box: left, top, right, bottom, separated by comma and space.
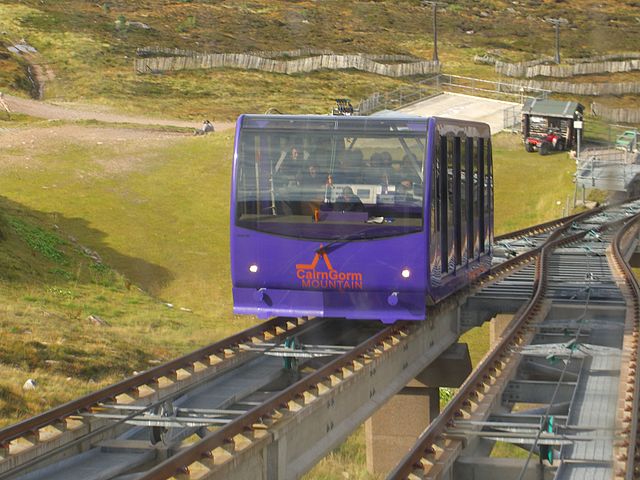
0, 92, 11, 120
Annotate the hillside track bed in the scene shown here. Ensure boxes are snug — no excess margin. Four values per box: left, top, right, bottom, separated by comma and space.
389, 199, 640, 480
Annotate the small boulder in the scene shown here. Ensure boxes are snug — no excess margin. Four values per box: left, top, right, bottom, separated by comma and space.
23, 379, 37, 390
127, 21, 151, 30
87, 314, 109, 326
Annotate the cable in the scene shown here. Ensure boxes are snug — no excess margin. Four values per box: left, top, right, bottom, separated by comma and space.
515, 245, 595, 480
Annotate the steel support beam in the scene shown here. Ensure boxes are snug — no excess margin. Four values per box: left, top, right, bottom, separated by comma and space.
502, 380, 575, 404
454, 456, 556, 480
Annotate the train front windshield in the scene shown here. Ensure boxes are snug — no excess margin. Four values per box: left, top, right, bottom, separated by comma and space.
235, 116, 428, 241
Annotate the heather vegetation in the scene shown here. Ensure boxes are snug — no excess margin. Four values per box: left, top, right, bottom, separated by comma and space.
1, 1, 640, 116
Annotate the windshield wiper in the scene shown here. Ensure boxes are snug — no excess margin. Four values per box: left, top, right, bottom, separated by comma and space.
316, 228, 375, 254
316, 225, 423, 254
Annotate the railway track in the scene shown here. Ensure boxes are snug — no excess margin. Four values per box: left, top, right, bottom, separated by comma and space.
1, 203, 638, 480
389, 200, 640, 479
0, 316, 324, 477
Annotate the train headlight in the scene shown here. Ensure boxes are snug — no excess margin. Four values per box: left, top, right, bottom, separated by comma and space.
249, 264, 259, 273
401, 268, 411, 279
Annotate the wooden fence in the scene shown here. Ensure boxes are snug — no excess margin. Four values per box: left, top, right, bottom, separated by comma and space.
136, 47, 334, 59
508, 79, 640, 96
134, 50, 439, 77
136, 46, 421, 63
497, 59, 640, 78
592, 103, 640, 124
474, 55, 553, 68
475, 53, 640, 78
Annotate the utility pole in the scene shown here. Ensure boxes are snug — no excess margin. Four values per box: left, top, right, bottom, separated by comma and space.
422, 1, 442, 64
546, 18, 567, 64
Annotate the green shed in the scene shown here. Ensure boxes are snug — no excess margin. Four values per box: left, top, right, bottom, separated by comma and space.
521, 99, 584, 150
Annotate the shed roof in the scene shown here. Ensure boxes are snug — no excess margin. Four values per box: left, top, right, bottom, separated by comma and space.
522, 98, 584, 119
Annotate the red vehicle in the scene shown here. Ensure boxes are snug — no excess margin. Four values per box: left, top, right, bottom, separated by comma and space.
525, 129, 565, 155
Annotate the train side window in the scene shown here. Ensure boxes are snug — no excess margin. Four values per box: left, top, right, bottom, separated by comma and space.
452, 136, 462, 267
465, 137, 474, 260
485, 139, 493, 252
473, 138, 481, 258
459, 136, 468, 265
446, 135, 455, 272
478, 137, 485, 253
439, 135, 448, 274
238, 132, 258, 215
430, 137, 442, 278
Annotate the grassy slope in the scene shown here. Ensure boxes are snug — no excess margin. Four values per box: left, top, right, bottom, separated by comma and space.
0, 127, 262, 428
0, 197, 204, 426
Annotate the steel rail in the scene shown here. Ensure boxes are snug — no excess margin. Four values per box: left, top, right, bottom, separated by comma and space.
0, 316, 311, 451
494, 211, 582, 242
610, 213, 640, 480
137, 323, 407, 479
388, 206, 622, 479
446, 206, 608, 310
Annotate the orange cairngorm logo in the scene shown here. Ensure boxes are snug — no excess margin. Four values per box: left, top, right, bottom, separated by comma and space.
295, 246, 363, 290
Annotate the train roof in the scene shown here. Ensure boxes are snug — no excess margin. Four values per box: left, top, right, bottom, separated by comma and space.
240, 113, 428, 122
238, 114, 429, 133
237, 114, 491, 137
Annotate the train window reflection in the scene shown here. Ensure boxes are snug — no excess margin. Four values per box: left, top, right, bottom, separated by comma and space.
236, 119, 426, 240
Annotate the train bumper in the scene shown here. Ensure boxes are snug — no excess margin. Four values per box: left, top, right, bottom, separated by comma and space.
233, 287, 426, 323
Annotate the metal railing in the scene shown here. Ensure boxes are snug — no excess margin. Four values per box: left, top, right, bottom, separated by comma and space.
436, 74, 550, 101
357, 73, 550, 118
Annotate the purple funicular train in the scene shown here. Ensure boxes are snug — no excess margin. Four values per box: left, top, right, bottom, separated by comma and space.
231, 114, 493, 323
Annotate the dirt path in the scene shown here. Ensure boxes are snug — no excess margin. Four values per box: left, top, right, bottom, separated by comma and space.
2, 93, 235, 132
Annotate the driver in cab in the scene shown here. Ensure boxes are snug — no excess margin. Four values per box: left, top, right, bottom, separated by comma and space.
333, 186, 365, 212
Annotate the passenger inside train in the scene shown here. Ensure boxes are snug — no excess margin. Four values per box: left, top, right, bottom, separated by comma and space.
235, 116, 426, 239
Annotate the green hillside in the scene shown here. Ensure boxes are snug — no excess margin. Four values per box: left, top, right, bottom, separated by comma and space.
0, 195, 196, 424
